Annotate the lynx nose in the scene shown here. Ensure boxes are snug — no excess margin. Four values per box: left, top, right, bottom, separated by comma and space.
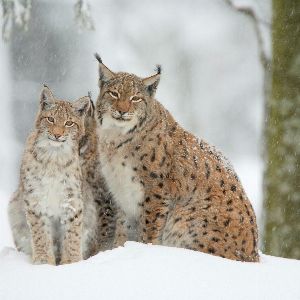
54, 134, 61, 139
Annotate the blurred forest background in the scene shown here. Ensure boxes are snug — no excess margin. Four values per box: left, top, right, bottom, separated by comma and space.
0, 0, 299, 260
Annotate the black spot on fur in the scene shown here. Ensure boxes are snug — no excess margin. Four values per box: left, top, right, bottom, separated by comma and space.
140, 153, 148, 160
150, 172, 158, 178
159, 156, 166, 167
205, 162, 210, 179
203, 204, 211, 210
151, 149, 156, 162
116, 137, 133, 149
208, 248, 215, 254
223, 219, 230, 227
211, 237, 220, 242
231, 185, 237, 192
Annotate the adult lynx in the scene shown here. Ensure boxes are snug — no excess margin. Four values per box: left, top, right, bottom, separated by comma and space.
9, 86, 98, 265
94, 54, 259, 262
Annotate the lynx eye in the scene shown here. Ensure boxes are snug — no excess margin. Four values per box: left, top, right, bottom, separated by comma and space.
108, 91, 119, 99
65, 121, 74, 127
130, 96, 143, 103
47, 117, 55, 124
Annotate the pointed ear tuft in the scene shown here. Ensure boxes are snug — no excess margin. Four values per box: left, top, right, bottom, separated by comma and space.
156, 64, 162, 75
73, 96, 91, 117
94, 53, 115, 86
94, 53, 102, 64
142, 66, 161, 97
40, 85, 55, 110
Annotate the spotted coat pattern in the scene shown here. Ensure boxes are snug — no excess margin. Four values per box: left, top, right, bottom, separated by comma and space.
95, 60, 259, 262
8, 87, 99, 265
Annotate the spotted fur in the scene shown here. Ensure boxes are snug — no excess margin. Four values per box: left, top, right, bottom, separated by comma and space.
8, 86, 98, 265
95, 55, 259, 262
79, 97, 128, 250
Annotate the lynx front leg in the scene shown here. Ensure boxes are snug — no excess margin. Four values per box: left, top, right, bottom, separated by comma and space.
112, 209, 128, 248
140, 194, 171, 245
60, 209, 83, 264
26, 210, 56, 265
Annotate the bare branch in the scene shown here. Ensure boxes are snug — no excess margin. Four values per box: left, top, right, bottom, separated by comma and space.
74, 0, 95, 31
224, 0, 270, 69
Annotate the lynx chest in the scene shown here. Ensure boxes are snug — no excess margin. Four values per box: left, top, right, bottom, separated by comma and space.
100, 150, 144, 221
26, 162, 82, 218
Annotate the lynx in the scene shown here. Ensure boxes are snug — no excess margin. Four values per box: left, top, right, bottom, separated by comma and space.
8, 86, 98, 265
94, 54, 259, 262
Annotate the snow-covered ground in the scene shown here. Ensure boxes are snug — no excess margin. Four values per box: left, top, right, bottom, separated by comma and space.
1, 242, 300, 300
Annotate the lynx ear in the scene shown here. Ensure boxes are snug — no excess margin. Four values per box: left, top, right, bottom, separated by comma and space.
73, 96, 91, 116
94, 53, 115, 86
142, 65, 161, 97
40, 84, 55, 110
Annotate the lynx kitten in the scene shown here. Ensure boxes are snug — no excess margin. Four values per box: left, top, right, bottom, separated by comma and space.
94, 54, 259, 262
9, 86, 97, 265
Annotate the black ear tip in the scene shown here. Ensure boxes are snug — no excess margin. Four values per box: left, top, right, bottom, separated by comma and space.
156, 65, 162, 75
94, 53, 102, 63
43, 83, 49, 88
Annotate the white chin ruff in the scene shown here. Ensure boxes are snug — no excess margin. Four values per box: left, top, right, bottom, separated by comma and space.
101, 114, 137, 132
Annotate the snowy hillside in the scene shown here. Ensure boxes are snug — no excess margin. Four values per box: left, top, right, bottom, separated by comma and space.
1, 242, 300, 300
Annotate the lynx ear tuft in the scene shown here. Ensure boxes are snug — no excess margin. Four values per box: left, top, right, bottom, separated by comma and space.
40, 85, 55, 110
73, 96, 91, 117
156, 64, 162, 75
94, 53, 115, 86
94, 53, 102, 64
142, 65, 161, 97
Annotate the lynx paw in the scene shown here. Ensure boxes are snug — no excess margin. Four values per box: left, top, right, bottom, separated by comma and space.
32, 254, 56, 265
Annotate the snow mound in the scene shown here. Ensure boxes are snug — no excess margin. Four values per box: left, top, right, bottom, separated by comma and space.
1, 242, 300, 300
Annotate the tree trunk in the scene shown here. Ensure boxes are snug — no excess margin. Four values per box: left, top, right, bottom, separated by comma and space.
263, 0, 300, 259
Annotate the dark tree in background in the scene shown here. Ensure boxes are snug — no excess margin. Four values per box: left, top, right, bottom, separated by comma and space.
263, 0, 300, 259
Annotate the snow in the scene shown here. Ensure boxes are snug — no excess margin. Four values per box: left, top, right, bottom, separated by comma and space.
1, 242, 300, 300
